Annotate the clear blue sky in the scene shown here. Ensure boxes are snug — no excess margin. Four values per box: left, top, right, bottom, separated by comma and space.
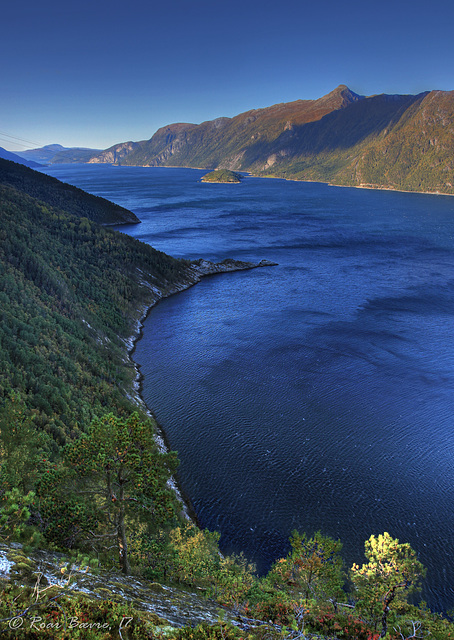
2, 0, 454, 151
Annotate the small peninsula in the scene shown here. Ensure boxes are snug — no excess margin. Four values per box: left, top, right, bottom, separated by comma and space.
201, 169, 243, 183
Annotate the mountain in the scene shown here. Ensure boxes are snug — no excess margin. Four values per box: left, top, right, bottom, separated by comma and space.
0, 157, 140, 225
15, 143, 67, 164
88, 140, 143, 164
16, 144, 101, 164
48, 147, 102, 163
0, 146, 43, 168
93, 85, 361, 168
88, 85, 454, 194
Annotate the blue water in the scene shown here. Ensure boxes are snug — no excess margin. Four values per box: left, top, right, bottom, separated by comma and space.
42, 165, 454, 612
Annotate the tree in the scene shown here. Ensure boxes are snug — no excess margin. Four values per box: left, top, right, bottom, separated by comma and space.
213, 552, 256, 610
0, 488, 42, 547
168, 523, 221, 587
0, 395, 49, 495
350, 532, 426, 638
63, 412, 179, 574
268, 530, 344, 607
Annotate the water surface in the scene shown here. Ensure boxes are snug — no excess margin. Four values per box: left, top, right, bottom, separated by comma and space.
42, 165, 454, 612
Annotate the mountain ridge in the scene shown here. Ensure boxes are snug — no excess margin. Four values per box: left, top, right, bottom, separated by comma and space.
83, 85, 454, 194
104, 84, 362, 170
18, 85, 454, 194
0, 158, 140, 225
17, 144, 101, 164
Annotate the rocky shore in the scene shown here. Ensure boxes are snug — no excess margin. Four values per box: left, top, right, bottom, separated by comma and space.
125, 257, 278, 518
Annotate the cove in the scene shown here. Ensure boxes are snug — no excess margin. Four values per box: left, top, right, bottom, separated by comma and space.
41, 164, 454, 613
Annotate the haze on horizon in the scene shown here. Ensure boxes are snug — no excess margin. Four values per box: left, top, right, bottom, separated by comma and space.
2, 0, 454, 152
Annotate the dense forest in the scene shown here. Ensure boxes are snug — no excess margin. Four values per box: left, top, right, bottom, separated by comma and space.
0, 160, 453, 639
0, 158, 141, 225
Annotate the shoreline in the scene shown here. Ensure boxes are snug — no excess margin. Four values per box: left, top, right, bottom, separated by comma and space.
89, 162, 454, 197
248, 171, 454, 197
328, 181, 454, 197
126, 278, 201, 524
125, 258, 278, 523
105, 162, 454, 197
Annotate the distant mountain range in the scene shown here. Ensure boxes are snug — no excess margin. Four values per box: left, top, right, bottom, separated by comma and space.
19, 85, 454, 193
16, 144, 101, 165
0, 146, 43, 168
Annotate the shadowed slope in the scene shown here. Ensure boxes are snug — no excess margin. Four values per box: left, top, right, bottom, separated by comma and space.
0, 158, 140, 225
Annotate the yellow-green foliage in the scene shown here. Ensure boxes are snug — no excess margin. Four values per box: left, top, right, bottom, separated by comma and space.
266, 530, 344, 606
350, 532, 426, 635
168, 524, 221, 586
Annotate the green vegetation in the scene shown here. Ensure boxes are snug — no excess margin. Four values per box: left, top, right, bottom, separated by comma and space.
351, 533, 426, 637
0, 160, 453, 638
201, 170, 243, 183
57, 413, 179, 574
0, 159, 197, 577
1, 528, 452, 639
0, 162, 193, 444
0, 581, 160, 639
0, 157, 140, 224
265, 530, 344, 607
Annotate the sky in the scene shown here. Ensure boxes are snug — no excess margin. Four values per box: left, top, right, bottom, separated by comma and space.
2, 0, 454, 152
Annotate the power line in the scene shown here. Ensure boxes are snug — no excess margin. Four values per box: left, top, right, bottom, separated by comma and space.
0, 137, 32, 150
0, 130, 44, 148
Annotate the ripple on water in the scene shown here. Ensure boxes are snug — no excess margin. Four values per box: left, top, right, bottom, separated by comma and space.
41, 165, 454, 613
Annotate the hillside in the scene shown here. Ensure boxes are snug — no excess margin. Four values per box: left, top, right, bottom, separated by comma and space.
87, 85, 454, 194
0, 158, 140, 225
333, 89, 454, 192
94, 85, 361, 169
0, 147, 42, 168
0, 166, 193, 445
47, 147, 101, 163
88, 140, 144, 164
1, 163, 453, 639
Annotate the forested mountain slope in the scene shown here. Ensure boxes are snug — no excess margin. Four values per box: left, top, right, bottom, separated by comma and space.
0, 159, 193, 445
0, 147, 42, 168
0, 158, 140, 225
